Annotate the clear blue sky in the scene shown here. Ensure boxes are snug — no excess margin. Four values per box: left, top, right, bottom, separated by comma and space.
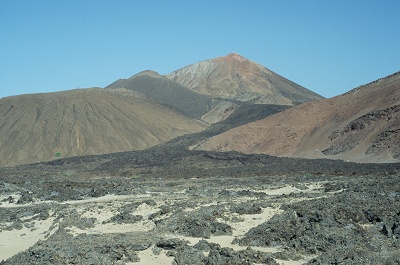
1, 0, 399, 99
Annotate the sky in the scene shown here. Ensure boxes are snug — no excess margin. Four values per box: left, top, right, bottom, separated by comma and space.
1, 0, 399, 99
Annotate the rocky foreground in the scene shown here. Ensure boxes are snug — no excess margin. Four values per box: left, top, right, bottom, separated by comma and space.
1, 170, 400, 264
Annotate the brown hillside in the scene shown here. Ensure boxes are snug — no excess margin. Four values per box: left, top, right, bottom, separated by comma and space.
195, 71, 400, 163
165, 53, 323, 105
0, 88, 205, 167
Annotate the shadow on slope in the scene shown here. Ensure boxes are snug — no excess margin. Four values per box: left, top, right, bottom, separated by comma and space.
157, 104, 291, 149
106, 71, 214, 120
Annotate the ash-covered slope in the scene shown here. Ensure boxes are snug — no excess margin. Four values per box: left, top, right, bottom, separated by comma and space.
0, 88, 205, 167
165, 53, 323, 105
195, 71, 400, 163
106, 70, 214, 120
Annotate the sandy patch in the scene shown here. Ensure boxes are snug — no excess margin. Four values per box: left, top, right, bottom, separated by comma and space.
77, 204, 116, 223
61, 194, 151, 205
166, 184, 326, 263
75, 200, 162, 222
68, 219, 156, 236
260, 183, 324, 196
0, 194, 152, 209
0, 194, 21, 208
170, 206, 285, 255
68, 201, 162, 236
134, 203, 161, 218
208, 235, 281, 253
275, 256, 317, 265
133, 247, 174, 265
0, 185, 325, 263
0, 216, 58, 261
182, 202, 219, 212
222, 207, 284, 236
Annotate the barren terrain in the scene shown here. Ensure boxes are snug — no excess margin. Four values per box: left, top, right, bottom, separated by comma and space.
196, 71, 400, 163
1, 160, 399, 264
1, 55, 400, 264
0, 54, 324, 167
1, 120, 399, 264
0, 88, 205, 167
106, 70, 215, 121
165, 53, 323, 105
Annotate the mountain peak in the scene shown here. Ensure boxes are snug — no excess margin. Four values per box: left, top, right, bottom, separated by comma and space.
130, 70, 161, 79
216, 53, 248, 63
226, 52, 244, 59
165, 54, 323, 104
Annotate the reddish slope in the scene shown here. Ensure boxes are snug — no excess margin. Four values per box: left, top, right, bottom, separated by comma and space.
194, 72, 400, 163
165, 53, 323, 105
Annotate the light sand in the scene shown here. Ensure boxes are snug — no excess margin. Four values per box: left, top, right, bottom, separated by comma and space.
178, 206, 283, 254
68, 202, 161, 236
68, 219, 156, 236
0, 194, 21, 208
61, 194, 151, 205
260, 182, 324, 196
0, 193, 154, 209
275, 256, 317, 265
223, 207, 283, 236
133, 247, 174, 265
0, 217, 58, 261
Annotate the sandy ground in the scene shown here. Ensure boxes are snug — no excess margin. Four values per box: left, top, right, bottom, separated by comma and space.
68, 201, 159, 236
0, 217, 58, 261
0, 183, 325, 264
133, 248, 175, 265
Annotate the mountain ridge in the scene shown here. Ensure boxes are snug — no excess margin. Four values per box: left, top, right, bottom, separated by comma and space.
194, 70, 400, 163
1, 53, 326, 166
106, 53, 323, 124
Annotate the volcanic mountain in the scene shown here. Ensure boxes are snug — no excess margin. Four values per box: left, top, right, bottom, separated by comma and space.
0, 88, 205, 167
165, 53, 323, 105
106, 70, 214, 120
106, 54, 323, 124
194, 71, 400, 163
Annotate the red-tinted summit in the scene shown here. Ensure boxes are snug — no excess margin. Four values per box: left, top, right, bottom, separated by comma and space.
165, 53, 322, 105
